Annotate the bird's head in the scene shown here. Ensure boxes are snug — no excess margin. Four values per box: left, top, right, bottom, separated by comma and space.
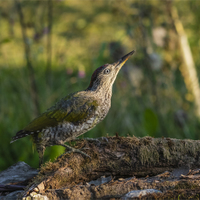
87, 50, 135, 92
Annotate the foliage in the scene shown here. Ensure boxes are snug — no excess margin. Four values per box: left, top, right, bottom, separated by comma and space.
0, 0, 200, 170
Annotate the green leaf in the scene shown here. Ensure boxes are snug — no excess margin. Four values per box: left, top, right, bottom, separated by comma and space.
143, 108, 158, 137
0, 38, 11, 44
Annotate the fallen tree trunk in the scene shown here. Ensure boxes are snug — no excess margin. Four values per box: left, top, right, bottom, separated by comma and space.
40, 170, 200, 199
19, 136, 200, 198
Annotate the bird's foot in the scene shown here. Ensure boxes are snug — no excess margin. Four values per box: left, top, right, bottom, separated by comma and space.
99, 136, 109, 142
84, 137, 101, 143
72, 137, 99, 142
67, 148, 91, 159
72, 137, 102, 144
83, 137, 109, 143
59, 143, 91, 159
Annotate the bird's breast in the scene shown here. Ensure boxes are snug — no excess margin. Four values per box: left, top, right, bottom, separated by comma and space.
41, 114, 103, 145
40, 98, 111, 145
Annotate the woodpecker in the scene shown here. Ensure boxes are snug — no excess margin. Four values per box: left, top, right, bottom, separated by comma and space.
11, 50, 135, 166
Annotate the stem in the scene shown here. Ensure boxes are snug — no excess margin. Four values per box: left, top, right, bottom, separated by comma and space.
15, 0, 40, 117
46, 0, 53, 86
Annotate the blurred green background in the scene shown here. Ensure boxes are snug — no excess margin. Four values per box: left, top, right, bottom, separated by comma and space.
1, 0, 200, 170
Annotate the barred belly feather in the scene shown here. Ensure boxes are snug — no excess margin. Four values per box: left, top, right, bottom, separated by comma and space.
41, 115, 100, 146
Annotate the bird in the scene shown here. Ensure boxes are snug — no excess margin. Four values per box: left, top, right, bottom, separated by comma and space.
11, 50, 135, 166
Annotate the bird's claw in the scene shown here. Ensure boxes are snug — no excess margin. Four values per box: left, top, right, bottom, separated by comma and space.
67, 148, 91, 159
57, 143, 91, 159
100, 136, 109, 142
84, 137, 101, 145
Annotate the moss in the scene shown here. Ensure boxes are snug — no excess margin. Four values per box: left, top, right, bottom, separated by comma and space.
140, 136, 153, 145
174, 182, 199, 190
123, 155, 131, 164
120, 136, 140, 148
139, 144, 159, 165
184, 140, 200, 156
166, 138, 175, 148
162, 146, 171, 161
22, 136, 200, 197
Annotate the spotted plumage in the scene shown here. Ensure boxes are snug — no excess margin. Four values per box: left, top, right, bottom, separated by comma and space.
11, 50, 135, 166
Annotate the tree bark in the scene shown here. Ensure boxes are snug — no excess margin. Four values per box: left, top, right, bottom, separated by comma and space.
40, 171, 200, 199
19, 136, 200, 198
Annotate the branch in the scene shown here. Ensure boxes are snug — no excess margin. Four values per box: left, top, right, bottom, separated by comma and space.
46, 0, 53, 86
15, 0, 40, 117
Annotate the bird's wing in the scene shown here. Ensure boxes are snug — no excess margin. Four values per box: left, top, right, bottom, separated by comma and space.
23, 93, 98, 133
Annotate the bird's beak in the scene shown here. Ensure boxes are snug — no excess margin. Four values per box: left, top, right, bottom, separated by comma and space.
114, 50, 135, 69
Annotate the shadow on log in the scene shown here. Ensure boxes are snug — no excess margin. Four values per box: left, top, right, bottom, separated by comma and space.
2, 136, 200, 199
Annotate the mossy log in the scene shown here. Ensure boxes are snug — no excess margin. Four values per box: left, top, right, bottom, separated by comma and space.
40, 170, 200, 199
21, 136, 200, 198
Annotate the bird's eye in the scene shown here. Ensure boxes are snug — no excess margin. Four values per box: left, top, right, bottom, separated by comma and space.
104, 69, 110, 74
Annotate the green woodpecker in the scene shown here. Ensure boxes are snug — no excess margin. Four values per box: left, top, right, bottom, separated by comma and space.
11, 50, 135, 166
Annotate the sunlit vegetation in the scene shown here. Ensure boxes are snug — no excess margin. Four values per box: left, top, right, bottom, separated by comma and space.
1, 0, 200, 170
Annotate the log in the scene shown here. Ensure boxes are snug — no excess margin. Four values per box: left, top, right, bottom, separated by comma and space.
0, 161, 38, 185
18, 136, 200, 198
39, 169, 200, 199
0, 162, 38, 199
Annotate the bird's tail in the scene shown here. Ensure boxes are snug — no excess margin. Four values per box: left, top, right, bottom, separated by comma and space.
10, 130, 32, 143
